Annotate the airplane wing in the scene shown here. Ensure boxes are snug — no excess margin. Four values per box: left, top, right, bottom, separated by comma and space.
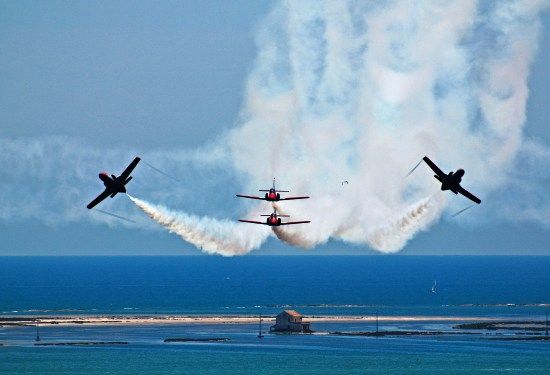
236, 194, 265, 201
280, 221, 311, 225
119, 157, 141, 181
237, 220, 266, 225
279, 196, 310, 201
422, 156, 445, 178
87, 190, 111, 209
456, 186, 481, 204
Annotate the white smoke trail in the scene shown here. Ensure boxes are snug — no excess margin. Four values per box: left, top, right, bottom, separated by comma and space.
363, 194, 447, 253
271, 203, 317, 249
128, 195, 270, 256
272, 226, 315, 249
272, 194, 446, 253
1, 1, 548, 255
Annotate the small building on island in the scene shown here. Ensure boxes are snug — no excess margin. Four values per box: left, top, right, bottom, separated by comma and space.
270, 310, 312, 333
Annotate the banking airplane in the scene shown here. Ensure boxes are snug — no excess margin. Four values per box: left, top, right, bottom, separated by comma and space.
86, 157, 141, 209
238, 208, 310, 227
236, 178, 309, 202
423, 156, 481, 204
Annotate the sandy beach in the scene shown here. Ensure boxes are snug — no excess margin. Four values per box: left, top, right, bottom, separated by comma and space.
0, 314, 498, 327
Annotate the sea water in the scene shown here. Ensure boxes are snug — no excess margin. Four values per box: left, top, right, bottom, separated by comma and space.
0, 256, 549, 374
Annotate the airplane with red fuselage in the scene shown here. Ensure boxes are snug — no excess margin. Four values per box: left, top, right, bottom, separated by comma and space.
423, 156, 481, 204
87, 157, 141, 209
238, 207, 310, 227
236, 178, 309, 202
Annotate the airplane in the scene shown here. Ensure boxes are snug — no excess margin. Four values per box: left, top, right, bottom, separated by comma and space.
423, 156, 481, 204
236, 178, 309, 202
87, 157, 141, 209
238, 207, 310, 227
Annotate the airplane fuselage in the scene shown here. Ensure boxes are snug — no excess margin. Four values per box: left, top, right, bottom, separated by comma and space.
266, 214, 282, 226
87, 157, 140, 209
435, 169, 464, 194
236, 179, 307, 202
264, 189, 280, 201
422, 156, 480, 204
238, 208, 309, 226
99, 172, 127, 197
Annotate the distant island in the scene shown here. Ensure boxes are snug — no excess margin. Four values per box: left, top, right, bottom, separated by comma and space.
330, 331, 450, 337
453, 321, 548, 331
0, 314, 492, 328
164, 338, 230, 343
34, 341, 127, 346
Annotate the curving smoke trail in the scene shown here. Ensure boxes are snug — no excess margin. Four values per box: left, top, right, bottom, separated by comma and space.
271, 194, 446, 253
271, 203, 316, 249
129, 196, 270, 256
362, 194, 447, 253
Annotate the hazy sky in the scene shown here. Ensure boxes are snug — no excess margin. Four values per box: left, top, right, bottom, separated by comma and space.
1, 1, 549, 255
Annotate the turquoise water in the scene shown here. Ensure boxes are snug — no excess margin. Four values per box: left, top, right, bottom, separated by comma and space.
2, 346, 549, 374
1, 322, 550, 374
1, 256, 549, 373
1, 323, 549, 374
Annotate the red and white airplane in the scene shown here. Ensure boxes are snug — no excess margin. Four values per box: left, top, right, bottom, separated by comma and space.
238, 207, 310, 227
236, 178, 309, 202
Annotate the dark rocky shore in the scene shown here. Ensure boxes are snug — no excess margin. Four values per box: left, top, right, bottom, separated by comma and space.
329, 330, 471, 337
164, 337, 230, 343
453, 321, 548, 331
34, 341, 128, 346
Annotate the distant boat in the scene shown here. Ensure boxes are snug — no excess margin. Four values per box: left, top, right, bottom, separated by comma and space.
257, 314, 264, 339
430, 280, 437, 294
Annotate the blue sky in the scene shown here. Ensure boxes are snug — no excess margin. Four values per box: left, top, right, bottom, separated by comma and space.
0, 1, 549, 255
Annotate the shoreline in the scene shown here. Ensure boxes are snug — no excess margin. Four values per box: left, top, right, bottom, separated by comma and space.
0, 314, 500, 327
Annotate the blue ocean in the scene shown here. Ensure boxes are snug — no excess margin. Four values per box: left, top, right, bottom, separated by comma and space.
1, 256, 549, 374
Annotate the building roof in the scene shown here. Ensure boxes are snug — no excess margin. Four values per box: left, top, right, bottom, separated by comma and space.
282, 310, 302, 317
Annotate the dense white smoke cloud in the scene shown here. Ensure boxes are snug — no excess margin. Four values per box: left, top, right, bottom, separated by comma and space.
217, 0, 546, 254
1, 0, 548, 255
125, 0, 548, 255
